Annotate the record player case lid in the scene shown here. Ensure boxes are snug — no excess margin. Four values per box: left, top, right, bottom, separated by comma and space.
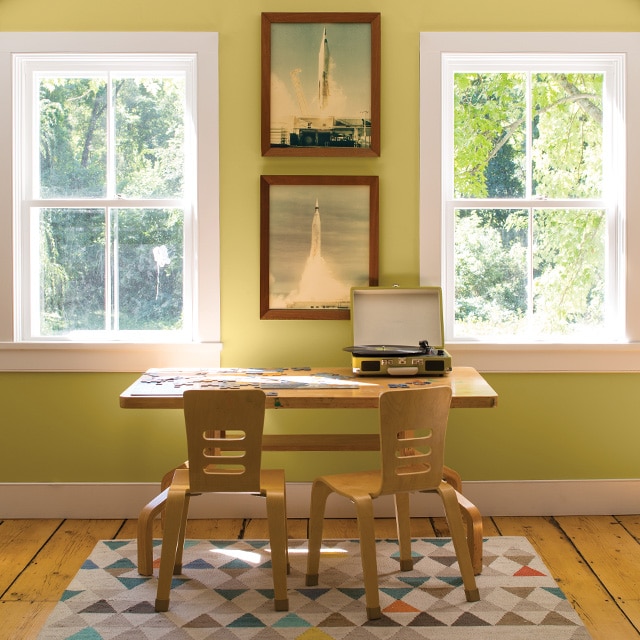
350, 286, 445, 349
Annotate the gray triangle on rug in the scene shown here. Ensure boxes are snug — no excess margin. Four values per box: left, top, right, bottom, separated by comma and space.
36, 536, 592, 639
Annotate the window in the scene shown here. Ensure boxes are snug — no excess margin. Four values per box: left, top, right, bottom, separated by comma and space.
445, 55, 622, 342
0, 33, 220, 370
420, 33, 640, 372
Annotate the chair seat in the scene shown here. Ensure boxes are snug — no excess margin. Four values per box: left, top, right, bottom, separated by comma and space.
314, 469, 381, 497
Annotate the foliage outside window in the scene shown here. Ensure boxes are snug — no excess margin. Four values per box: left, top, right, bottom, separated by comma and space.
446, 62, 617, 341
16, 56, 195, 341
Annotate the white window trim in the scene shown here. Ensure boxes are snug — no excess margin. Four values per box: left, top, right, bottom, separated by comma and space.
420, 32, 640, 372
0, 32, 221, 371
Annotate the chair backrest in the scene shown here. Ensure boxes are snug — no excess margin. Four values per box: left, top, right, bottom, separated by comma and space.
377, 386, 452, 496
183, 388, 267, 494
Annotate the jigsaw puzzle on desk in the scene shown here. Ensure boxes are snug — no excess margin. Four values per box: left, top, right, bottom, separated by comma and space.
129, 367, 366, 395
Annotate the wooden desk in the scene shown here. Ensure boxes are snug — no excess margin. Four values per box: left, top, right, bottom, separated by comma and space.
121, 366, 497, 574
120, 366, 496, 452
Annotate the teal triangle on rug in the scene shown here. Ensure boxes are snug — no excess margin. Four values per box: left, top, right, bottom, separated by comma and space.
36, 536, 592, 639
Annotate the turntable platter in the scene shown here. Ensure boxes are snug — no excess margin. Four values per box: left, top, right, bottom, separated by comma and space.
343, 344, 427, 357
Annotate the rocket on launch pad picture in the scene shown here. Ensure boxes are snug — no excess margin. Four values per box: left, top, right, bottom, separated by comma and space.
263, 13, 380, 156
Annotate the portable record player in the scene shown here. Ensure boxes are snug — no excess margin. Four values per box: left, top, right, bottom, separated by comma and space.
344, 286, 452, 376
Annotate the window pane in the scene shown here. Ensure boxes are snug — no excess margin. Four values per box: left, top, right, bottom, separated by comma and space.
39, 78, 108, 198
115, 77, 185, 199
453, 73, 526, 198
532, 74, 603, 199
115, 208, 184, 330
39, 208, 106, 334
454, 207, 606, 338
532, 208, 605, 335
454, 209, 528, 336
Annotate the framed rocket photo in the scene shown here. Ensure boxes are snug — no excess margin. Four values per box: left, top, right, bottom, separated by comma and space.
261, 12, 381, 157
260, 175, 379, 319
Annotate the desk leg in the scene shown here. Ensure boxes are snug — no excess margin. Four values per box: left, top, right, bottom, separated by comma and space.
443, 465, 483, 575
137, 462, 188, 575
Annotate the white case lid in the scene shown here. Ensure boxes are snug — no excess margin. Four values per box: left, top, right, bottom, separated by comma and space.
351, 287, 444, 348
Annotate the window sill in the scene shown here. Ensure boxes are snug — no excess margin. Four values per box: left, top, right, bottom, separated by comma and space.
3, 341, 637, 374
448, 342, 640, 373
0, 342, 222, 372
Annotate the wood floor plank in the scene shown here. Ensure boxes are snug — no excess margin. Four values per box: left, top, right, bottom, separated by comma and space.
494, 515, 639, 640
244, 517, 308, 540
4, 519, 123, 602
318, 517, 436, 539
618, 514, 640, 541
0, 519, 62, 596
116, 519, 140, 539
119, 517, 248, 542
483, 517, 501, 536
557, 515, 640, 632
185, 518, 244, 539
431, 515, 497, 537
0, 600, 57, 640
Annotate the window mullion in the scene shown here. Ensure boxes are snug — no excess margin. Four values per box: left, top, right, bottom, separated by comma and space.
526, 71, 533, 199
109, 208, 118, 332
527, 206, 534, 332
106, 74, 116, 332
107, 72, 117, 199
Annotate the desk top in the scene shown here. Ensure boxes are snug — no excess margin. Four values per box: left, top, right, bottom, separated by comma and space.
119, 366, 497, 410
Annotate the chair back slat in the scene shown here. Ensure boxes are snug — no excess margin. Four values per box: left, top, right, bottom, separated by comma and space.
378, 386, 452, 496
183, 389, 266, 494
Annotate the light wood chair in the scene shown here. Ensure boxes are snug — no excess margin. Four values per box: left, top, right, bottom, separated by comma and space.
305, 386, 479, 620
151, 388, 289, 613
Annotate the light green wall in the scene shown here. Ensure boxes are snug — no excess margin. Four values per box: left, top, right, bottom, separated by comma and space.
2, 0, 640, 484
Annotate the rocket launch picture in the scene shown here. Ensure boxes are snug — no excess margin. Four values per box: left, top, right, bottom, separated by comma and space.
265, 14, 379, 155
262, 177, 377, 318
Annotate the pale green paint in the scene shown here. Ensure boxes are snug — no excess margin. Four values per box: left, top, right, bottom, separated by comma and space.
1, 0, 640, 483
1, 372, 639, 482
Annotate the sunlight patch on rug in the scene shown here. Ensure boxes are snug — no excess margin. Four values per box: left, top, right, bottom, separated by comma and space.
36, 537, 591, 639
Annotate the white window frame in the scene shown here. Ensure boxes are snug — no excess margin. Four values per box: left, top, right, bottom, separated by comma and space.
420, 32, 640, 372
0, 33, 221, 371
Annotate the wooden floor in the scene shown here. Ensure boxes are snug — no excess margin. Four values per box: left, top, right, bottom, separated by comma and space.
1, 515, 639, 640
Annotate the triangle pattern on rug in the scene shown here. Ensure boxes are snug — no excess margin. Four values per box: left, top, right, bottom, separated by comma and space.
35, 537, 593, 640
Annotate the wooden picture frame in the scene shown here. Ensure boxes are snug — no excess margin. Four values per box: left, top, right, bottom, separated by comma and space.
260, 175, 379, 319
261, 12, 381, 157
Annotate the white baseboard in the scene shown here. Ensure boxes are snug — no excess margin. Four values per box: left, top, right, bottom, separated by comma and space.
0, 479, 638, 519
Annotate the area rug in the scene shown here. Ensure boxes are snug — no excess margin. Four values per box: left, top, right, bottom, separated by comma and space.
36, 537, 591, 639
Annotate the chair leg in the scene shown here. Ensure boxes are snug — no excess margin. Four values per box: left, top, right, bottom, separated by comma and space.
354, 495, 381, 620
137, 488, 169, 575
437, 483, 480, 603
305, 479, 332, 586
155, 473, 190, 612
284, 481, 290, 575
173, 493, 191, 574
455, 489, 484, 575
262, 469, 289, 611
444, 465, 483, 575
394, 492, 413, 571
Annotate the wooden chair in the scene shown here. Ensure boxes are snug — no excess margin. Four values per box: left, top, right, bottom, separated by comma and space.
305, 386, 479, 620
151, 388, 289, 613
